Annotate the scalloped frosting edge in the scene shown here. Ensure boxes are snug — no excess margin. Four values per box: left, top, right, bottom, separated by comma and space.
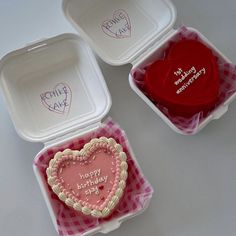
46, 137, 128, 218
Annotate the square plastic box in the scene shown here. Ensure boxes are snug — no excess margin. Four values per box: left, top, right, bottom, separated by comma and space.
0, 32, 153, 235
0, 1, 156, 235
62, 0, 236, 134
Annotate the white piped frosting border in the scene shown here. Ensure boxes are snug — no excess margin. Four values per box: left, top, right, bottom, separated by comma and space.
46, 137, 128, 218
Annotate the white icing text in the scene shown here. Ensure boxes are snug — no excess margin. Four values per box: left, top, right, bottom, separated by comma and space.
174, 67, 206, 94
79, 169, 101, 180
77, 169, 108, 196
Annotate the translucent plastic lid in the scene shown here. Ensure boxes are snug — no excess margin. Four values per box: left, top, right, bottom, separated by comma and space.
62, 0, 176, 65
0, 34, 111, 143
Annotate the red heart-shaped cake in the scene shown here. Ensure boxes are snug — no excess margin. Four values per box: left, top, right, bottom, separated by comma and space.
145, 40, 219, 116
46, 137, 128, 218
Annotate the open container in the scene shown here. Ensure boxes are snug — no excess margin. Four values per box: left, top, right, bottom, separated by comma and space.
62, 0, 236, 134
0, 33, 153, 235
0, 0, 236, 234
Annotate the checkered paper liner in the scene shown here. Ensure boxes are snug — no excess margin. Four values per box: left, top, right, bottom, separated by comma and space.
34, 118, 153, 236
131, 26, 236, 134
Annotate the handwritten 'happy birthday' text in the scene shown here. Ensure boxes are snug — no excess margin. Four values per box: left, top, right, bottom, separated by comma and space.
77, 169, 108, 196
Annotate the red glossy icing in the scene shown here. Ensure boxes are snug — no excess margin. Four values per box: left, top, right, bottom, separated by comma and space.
145, 40, 219, 116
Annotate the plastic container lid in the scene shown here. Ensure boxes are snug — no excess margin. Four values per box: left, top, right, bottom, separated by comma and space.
0, 34, 111, 143
62, 0, 176, 65
0, 0, 176, 142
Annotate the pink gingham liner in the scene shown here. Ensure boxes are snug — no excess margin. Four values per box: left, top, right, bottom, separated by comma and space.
131, 26, 236, 134
34, 118, 153, 236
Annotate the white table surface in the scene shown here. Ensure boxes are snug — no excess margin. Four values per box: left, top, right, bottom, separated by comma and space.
0, 0, 236, 236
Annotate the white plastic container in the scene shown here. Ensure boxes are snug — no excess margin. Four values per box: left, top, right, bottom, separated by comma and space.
0, 34, 111, 143
62, 0, 236, 134
0, 33, 153, 235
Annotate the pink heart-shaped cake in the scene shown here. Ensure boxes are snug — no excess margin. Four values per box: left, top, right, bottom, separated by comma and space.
46, 137, 128, 218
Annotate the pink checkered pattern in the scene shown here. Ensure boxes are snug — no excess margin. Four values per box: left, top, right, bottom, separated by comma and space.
132, 26, 236, 134
34, 118, 153, 236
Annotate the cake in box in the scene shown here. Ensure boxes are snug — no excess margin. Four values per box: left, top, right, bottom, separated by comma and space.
0, 32, 153, 236
130, 27, 236, 134
63, 0, 236, 134
34, 119, 153, 236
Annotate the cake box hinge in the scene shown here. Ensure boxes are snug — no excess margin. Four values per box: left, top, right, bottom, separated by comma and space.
44, 122, 102, 148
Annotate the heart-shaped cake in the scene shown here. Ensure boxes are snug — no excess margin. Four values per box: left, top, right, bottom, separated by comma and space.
145, 40, 219, 116
46, 137, 128, 218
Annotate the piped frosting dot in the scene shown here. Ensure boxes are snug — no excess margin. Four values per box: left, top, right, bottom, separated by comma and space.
102, 207, 110, 217
121, 161, 128, 170
82, 206, 91, 215
65, 198, 74, 207
120, 152, 127, 161
91, 210, 102, 218
59, 192, 66, 201
73, 203, 82, 211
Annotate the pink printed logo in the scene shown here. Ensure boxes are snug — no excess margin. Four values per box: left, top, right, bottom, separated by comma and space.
102, 9, 131, 39
40, 83, 72, 115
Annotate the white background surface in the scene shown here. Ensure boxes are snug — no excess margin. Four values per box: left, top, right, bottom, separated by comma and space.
0, 0, 236, 236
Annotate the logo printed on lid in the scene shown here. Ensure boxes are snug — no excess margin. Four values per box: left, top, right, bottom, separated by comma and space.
40, 83, 72, 115
101, 9, 131, 39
